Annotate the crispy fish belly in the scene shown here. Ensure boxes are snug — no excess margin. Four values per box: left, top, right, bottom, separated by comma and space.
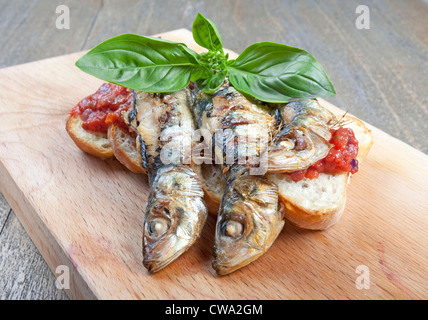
125, 88, 207, 273
194, 82, 285, 275
267, 98, 336, 173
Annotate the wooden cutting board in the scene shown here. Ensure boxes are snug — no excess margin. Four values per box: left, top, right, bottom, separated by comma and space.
0, 29, 427, 300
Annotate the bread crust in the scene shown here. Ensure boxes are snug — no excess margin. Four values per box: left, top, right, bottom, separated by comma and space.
107, 124, 145, 174
201, 184, 221, 215
66, 115, 114, 158
191, 163, 223, 215
345, 116, 373, 163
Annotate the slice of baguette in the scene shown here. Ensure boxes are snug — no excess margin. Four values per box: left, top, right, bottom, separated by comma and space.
266, 116, 373, 230
66, 115, 114, 158
107, 124, 145, 174
66, 115, 145, 173
267, 171, 349, 230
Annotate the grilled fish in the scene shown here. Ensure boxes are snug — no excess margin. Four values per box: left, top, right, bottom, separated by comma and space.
213, 164, 284, 275
194, 83, 276, 169
125, 87, 207, 273
193, 81, 285, 275
267, 99, 336, 173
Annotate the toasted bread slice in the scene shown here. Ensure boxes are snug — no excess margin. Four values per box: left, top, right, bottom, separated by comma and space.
66, 115, 145, 174
66, 115, 114, 158
267, 171, 349, 230
107, 124, 145, 174
267, 116, 373, 230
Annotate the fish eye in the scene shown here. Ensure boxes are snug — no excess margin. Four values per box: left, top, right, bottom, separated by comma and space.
222, 220, 244, 239
147, 218, 169, 237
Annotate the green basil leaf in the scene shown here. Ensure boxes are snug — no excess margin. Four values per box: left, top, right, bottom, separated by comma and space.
75, 33, 199, 92
228, 42, 336, 103
176, 42, 201, 63
192, 13, 223, 52
197, 70, 227, 94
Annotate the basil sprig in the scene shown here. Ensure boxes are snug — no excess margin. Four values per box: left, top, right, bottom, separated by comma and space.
76, 13, 336, 103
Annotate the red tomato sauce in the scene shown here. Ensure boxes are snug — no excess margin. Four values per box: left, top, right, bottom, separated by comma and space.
290, 127, 359, 182
70, 83, 133, 133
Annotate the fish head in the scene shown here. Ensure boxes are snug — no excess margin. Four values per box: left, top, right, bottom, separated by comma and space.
143, 167, 207, 273
212, 173, 284, 275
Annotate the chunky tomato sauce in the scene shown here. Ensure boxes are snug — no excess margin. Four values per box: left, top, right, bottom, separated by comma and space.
70, 83, 133, 133
290, 127, 359, 182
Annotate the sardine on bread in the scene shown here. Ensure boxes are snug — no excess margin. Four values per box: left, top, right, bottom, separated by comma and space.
66, 83, 373, 275
66, 88, 373, 231
194, 114, 373, 230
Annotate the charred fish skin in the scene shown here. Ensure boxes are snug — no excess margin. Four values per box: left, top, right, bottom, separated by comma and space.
212, 164, 284, 275
194, 83, 276, 169
193, 81, 285, 275
128, 89, 195, 178
126, 87, 208, 273
267, 98, 336, 173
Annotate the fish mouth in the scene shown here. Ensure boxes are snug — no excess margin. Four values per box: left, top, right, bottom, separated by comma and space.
212, 250, 263, 275
142, 216, 193, 273
143, 245, 188, 273
143, 258, 169, 273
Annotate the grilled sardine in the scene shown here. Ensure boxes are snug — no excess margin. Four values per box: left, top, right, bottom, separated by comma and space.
193, 81, 285, 275
267, 99, 336, 173
125, 87, 208, 273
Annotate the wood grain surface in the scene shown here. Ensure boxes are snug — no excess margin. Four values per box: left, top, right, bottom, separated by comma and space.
0, 0, 427, 300
0, 29, 427, 300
